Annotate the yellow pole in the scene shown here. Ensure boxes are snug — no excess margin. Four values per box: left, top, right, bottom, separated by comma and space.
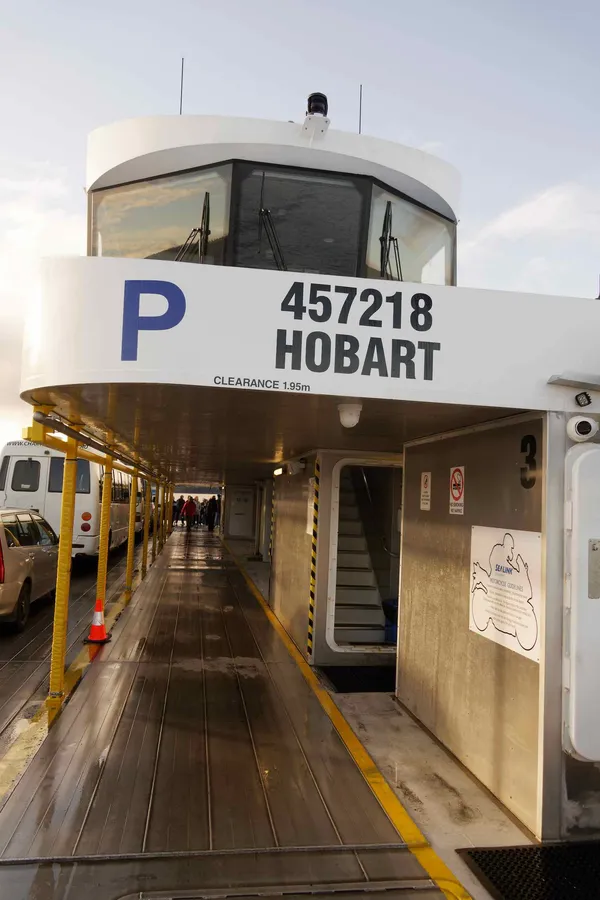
48, 435, 78, 710
95, 454, 113, 617
157, 483, 162, 552
159, 483, 165, 552
142, 477, 151, 578
125, 470, 138, 601
152, 480, 158, 561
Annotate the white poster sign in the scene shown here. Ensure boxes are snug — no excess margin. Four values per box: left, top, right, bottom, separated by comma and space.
449, 466, 464, 515
469, 526, 541, 663
420, 472, 431, 510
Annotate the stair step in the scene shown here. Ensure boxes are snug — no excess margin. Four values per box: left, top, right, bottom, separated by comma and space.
334, 624, 387, 644
335, 604, 386, 626
338, 521, 363, 536
338, 535, 368, 552
339, 504, 360, 520
337, 551, 371, 569
336, 585, 382, 605
337, 567, 377, 587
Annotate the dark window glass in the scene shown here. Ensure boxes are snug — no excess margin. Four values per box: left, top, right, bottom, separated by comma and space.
15, 513, 40, 547
234, 167, 365, 277
32, 514, 57, 545
366, 185, 455, 285
91, 165, 231, 264
0, 456, 9, 491
48, 457, 91, 493
1, 513, 19, 547
11, 460, 40, 493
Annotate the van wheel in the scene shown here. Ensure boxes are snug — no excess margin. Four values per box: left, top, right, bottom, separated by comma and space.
13, 583, 31, 632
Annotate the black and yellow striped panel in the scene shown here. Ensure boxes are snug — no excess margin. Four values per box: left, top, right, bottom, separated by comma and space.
307, 458, 320, 655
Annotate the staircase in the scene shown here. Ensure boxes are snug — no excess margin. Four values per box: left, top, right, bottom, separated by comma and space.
335, 472, 386, 644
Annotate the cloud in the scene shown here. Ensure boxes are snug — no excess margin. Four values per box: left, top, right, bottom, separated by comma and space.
459, 181, 600, 297
0, 162, 86, 446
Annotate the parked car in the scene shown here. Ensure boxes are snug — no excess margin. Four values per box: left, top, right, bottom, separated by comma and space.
0, 508, 59, 631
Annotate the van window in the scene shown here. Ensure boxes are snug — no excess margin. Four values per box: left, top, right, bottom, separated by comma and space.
48, 458, 91, 493
11, 459, 40, 492
0, 457, 8, 491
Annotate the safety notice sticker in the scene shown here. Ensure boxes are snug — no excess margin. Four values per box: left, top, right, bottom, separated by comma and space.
420, 472, 431, 511
470, 526, 541, 662
449, 466, 465, 515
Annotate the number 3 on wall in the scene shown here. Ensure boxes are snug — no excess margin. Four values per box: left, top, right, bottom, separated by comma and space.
520, 435, 537, 489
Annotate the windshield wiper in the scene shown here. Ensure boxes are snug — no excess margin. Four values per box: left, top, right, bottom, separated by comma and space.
258, 172, 287, 270
175, 191, 211, 262
379, 200, 403, 280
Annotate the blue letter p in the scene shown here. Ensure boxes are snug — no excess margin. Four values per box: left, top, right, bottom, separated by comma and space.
121, 280, 186, 361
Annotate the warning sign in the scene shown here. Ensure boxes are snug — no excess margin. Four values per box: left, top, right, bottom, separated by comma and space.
420, 472, 431, 511
449, 466, 465, 515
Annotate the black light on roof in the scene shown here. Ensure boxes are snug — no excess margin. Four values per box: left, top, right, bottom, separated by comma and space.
307, 92, 328, 117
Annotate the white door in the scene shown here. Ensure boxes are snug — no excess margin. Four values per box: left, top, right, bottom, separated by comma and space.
564, 443, 600, 762
7, 456, 49, 517
228, 488, 255, 538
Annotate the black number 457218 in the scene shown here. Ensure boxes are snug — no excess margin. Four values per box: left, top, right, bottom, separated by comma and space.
281, 282, 433, 332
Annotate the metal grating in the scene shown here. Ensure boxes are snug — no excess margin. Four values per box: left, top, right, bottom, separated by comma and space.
458, 842, 600, 900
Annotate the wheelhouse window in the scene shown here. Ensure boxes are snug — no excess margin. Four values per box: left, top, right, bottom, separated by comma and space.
233, 166, 366, 277
366, 185, 454, 285
89, 161, 456, 284
91, 165, 232, 264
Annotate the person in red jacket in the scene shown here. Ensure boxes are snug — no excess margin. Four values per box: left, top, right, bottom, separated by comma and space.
181, 496, 197, 532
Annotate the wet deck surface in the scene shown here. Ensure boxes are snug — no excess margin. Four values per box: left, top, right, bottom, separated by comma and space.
0, 532, 441, 899
0, 544, 139, 751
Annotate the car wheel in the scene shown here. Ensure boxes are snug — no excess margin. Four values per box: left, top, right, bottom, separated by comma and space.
13, 583, 31, 632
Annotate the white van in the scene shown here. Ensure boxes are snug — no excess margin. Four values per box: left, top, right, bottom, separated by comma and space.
0, 442, 145, 558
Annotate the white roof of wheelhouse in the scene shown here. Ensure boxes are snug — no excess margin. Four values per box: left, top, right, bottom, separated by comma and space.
86, 115, 460, 221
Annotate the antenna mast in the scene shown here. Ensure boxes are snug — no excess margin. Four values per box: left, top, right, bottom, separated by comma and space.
358, 84, 363, 134
179, 57, 185, 115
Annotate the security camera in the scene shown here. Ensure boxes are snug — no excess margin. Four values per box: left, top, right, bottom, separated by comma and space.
286, 459, 306, 476
338, 402, 362, 428
567, 416, 599, 443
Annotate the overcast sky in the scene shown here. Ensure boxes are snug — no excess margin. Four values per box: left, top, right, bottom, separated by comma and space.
1, 0, 599, 448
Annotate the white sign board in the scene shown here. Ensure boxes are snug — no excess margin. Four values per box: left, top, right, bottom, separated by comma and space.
449, 466, 464, 515
20, 257, 600, 414
470, 526, 541, 663
420, 472, 431, 510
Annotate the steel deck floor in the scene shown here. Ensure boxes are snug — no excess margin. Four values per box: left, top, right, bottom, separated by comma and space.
0, 532, 442, 899
0, 544, 141, 751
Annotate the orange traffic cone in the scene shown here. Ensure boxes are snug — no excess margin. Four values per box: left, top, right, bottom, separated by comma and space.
84, 597, 111, 644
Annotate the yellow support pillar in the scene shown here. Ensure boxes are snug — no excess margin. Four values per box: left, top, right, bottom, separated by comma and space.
159, 483, 165, 553
94, 453, 113, 621
162, 483, 168, 544
152, 480, 158, 562
157, 483, 162, 552
141, 477, 151, 578
125, 470, 138, 602
48, 435, 78, 710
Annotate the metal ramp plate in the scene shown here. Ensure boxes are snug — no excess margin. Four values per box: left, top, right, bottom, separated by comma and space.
458, 842, 600, 899
0, 846, 442, 900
